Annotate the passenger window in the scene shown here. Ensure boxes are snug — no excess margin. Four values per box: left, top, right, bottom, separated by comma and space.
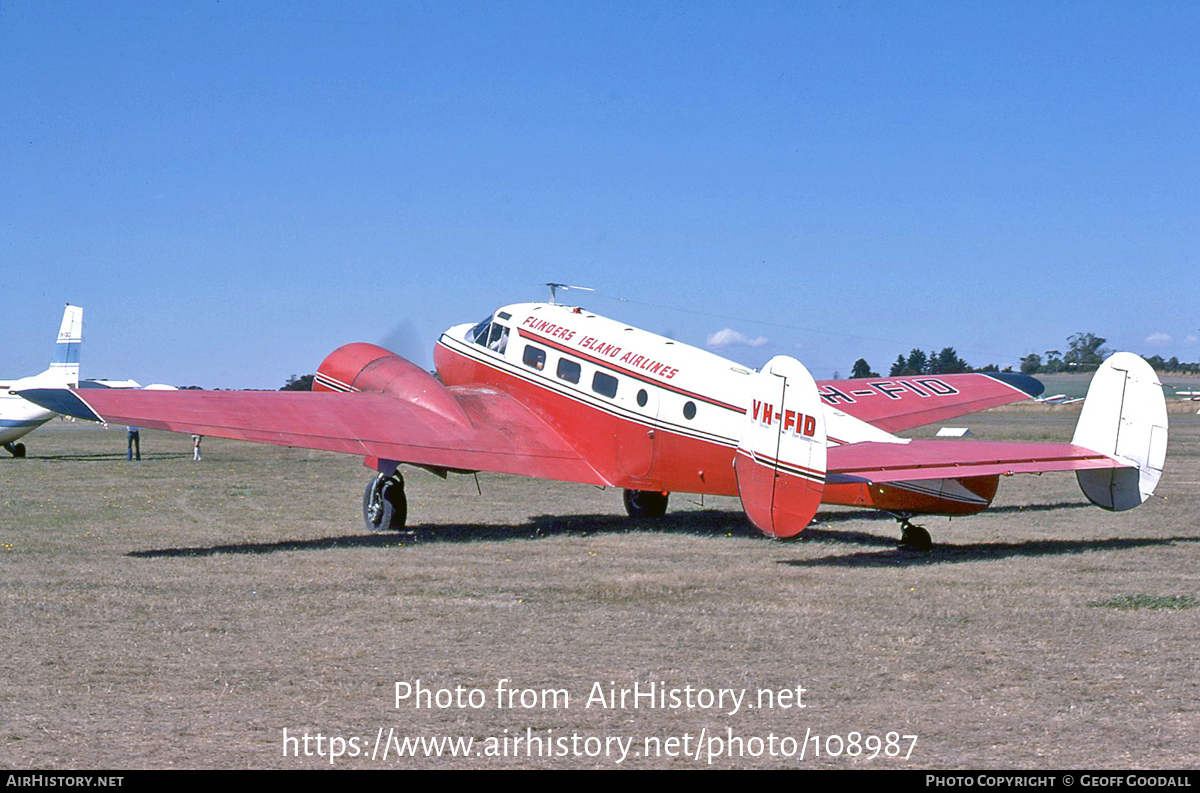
592, 371, 618, 398
557, 358, 581, 384
523, 345, 547, 371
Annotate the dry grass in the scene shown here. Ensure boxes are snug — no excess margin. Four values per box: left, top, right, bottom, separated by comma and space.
1, 410, 1197, 769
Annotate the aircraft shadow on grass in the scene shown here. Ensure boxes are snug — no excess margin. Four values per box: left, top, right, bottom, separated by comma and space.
783, 534, 1200, 568
24, 452, 193, 462
128, 510, 760, 558
124, 499, 1195, 565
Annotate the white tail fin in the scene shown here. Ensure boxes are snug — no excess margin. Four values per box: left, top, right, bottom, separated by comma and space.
10, 305, 83, 392
48, 304, 83, 386
1071, 352, 1168, 511
734, 356, 827, 538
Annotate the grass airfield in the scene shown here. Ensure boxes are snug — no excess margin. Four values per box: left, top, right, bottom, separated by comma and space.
1, 406, 1197, 769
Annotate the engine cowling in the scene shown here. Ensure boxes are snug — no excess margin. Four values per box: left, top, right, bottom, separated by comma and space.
315, 343, 471, 427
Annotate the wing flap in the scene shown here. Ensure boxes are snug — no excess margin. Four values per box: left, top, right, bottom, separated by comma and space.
828, 439, 1124, 483
21, 387, 609, 486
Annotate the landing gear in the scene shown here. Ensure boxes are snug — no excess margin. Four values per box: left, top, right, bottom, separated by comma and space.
623, 489, 669, 518
3, 442, 26, 458
897, 517, 932, 552
363, 472, 407, 532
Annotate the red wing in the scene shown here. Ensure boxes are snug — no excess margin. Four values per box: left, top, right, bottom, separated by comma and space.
24, 387, 610, 486
827, 439, 1123, 483
816, 372, 1043, 433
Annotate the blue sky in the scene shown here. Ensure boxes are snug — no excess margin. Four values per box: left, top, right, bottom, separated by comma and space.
3, 1, 1197, 387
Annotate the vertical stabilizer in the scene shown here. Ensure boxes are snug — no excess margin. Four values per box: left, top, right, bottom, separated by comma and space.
1071, 352, 1168, 511
47, 304, 83, 386
734, 356, 827, 538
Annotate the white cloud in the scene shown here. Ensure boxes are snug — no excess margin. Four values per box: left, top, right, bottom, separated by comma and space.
706, 328, 769, 349
1144, 332, 1172, 345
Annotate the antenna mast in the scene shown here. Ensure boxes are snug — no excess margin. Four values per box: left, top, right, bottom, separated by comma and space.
544, 283, 594, 305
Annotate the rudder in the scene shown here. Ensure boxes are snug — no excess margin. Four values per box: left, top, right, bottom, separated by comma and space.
734, 356, 827, 538
1071, 352, 1168, 511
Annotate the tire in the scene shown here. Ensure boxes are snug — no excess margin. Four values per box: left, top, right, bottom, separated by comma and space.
363, 474, 407, 532
12, 443, 26, 458
623, 489, 669, 518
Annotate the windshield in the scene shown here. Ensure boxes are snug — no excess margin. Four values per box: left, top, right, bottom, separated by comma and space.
469, 314, 493, 344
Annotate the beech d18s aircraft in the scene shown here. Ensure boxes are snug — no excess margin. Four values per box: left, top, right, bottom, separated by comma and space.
2, 304, 83, 458
22, 296, 1168, 550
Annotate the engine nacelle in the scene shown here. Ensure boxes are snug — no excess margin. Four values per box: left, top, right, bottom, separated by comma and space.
315, 343, 471, 427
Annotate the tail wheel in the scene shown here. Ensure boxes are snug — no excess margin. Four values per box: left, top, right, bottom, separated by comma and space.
363, 473, 407, 532
623, 489, 669, 518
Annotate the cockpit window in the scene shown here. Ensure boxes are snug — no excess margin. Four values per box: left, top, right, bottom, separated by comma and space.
486, 323, 509, 354
470, 315, 493, 346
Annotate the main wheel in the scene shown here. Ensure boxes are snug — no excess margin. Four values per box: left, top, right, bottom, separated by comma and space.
11, 443, 25, 458
623, 489, 669, 518
363, 473, 407, 532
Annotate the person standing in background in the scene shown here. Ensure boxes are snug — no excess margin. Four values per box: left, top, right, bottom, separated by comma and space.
126, 426, 140, 461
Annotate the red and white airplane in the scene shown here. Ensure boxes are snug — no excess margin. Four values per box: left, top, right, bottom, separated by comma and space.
21, 294, 1168, 550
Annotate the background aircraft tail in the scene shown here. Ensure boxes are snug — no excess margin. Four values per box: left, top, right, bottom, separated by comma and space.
1070, 352, 1168, 510
9, 305, 82, 391
47, 304, 83, 386
734, 355, 827, 538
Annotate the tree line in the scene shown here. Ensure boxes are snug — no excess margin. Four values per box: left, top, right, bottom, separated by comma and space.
851, 332, 1199, 380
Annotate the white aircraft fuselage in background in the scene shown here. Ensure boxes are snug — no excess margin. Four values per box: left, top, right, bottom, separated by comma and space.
2, 305, 82, 457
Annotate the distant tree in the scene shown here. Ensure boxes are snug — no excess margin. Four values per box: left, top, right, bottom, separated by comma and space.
889, 355, 907, 377
851, 358, 879, 379
929, 347, 969, 374
1064, 333, 1108, 368
1020, 353, 1042, 375
976, 363, 1000, 372
905, 349, 929, 375
281, 373, 315, 391
1145, 355, 1166, 371
1043, 349, 1064, 373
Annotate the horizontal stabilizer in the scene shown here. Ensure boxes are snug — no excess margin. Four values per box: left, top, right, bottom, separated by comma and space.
827, 439, 1124, 482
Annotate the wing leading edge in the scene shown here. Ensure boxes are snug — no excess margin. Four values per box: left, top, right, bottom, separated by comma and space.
817, 371, 1044, 433
20, 386, 610, 487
